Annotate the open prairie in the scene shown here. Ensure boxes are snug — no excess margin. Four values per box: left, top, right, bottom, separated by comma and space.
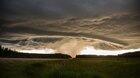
0, 58, 140, 78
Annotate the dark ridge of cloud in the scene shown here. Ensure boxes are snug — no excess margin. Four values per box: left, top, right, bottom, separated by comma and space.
133, 0, 140, 13
2, 26, 128, 46
0, 0, 140, 20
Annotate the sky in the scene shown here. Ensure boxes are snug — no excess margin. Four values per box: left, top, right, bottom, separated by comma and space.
1, 0, 140, 19
0, 0, 140, 57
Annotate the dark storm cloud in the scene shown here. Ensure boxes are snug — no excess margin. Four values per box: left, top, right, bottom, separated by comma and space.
0, 0, 140, 54
133, 0, 140, 12
0, 0, 140, 19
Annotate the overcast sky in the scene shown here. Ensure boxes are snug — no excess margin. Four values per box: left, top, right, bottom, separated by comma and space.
0, 0, 140, 56
1, 0, 140, 19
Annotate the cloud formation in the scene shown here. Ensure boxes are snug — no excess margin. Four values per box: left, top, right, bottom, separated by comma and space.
1, 0, 140, 19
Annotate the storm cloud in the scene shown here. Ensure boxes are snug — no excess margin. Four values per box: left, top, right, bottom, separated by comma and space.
1, 0, 140, 19
0, 0, 140, 57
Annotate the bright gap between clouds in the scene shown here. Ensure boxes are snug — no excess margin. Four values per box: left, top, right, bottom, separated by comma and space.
19, 48, 56, 54
19, 46, 140, 57
80, 46, 140, 56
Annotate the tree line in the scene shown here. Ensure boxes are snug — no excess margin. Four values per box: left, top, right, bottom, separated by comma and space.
1, 45, 139, 58
0, 45, 71, 59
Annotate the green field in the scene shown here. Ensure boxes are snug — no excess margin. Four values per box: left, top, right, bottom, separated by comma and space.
0, 58, 140, 78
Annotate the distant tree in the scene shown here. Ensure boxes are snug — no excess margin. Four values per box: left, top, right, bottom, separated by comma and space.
118, 51, 140, 57
0, 45, 71, 58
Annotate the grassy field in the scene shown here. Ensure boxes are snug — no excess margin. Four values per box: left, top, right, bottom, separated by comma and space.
0, 58, 140, 78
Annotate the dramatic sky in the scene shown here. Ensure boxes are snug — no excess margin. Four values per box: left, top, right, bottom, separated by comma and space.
1, 0, 140, 19
0, 0, 140, 57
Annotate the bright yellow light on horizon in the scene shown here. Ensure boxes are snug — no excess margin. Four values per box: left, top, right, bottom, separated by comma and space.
19, 49, 55, 54
19, 46, 140, 57
80, 46, 140, 56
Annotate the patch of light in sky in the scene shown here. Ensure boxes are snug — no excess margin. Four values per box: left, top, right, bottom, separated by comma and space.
80, 46, 140, 56
19, 48, 56, 54
19, 46, 140, 56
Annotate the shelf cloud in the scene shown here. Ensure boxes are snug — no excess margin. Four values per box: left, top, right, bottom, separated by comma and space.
0, 0, 140, 57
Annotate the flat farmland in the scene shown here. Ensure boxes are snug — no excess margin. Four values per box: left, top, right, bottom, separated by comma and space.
0, 58, 140, 78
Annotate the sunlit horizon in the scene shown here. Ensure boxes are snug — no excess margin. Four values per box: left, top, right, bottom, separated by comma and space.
19, 48, 56, 54
80, 46, 140, 56
18, 46, 140, 57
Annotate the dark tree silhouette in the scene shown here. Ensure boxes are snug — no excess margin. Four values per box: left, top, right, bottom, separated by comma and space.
118, 51, 140, 57
0, 45, 71, 59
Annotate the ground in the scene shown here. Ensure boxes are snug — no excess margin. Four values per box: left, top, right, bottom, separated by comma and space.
0, 58, 140, 78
